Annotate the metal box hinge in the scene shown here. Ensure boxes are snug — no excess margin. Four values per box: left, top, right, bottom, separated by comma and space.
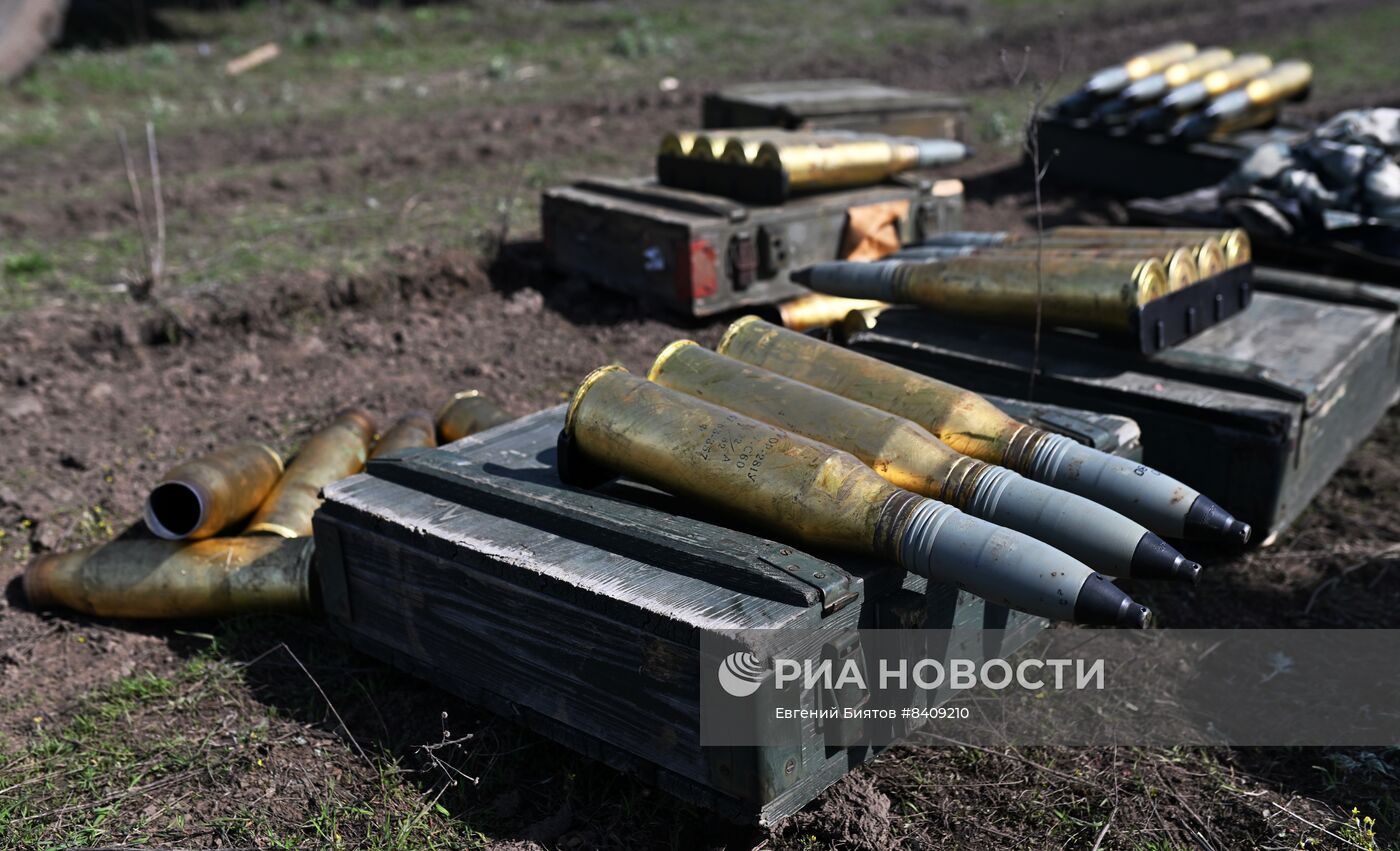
817, 633, 869, 748
727, 232, 758, 290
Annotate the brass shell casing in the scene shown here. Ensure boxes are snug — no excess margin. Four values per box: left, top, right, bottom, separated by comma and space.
648, 341, 989, 507
753, 138, 921, 191
436, 390, 514, 444
966, 244, 1180, 294
1243, 61, 1312, 108
1211, 104, 1280, 137
1201, 54, 1273, 97
1047, 226, 1251, 268
1123, 42, 1198, 82
369, 410, 437, 459
718, 317, 1048, 473
777, 293, 889, 332
1163, 247, 1200, 291
659, 131, 699, 157
721, 137, 765, 165
144, 442, 283, 540
1193, 239, 1228, 279
244, 409, 374, 538
888, 252, 1169, 332
1219, 228, 1252, 267
24, 536, 315, 619
718, 131, 833, 164
840, 305, 890, 338
1161, 47, 1234, 88
1001, 238, 1211, 286
689, 134, 721, 160
565, 366, 911, 557
691, 132, 754, 161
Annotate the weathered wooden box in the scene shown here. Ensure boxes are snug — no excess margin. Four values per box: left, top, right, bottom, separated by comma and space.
541, 176, 963, 317
312, 400, 1140, 823
702, 79, 970, 142
845, 267, 1400, 543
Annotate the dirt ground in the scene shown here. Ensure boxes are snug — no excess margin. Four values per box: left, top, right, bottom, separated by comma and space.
2, 1, 1399, 848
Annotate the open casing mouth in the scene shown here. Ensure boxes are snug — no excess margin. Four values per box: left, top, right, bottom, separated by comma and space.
716, 315, 764, 357
564, 365, 628, 439
144, 480, 209, 540
646, 340, 700, 382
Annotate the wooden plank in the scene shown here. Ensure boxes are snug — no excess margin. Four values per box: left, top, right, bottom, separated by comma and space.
320, 474, 817, 634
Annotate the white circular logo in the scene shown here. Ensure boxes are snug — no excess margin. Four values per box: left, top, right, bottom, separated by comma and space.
717, 651, 765, 698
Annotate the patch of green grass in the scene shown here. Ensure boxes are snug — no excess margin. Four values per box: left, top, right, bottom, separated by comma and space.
0, 641, 494, 850
0, 0, 1167, 154
2, 251, 54, 279
1241, 3, 1400, 99
0, 0, 1396, 320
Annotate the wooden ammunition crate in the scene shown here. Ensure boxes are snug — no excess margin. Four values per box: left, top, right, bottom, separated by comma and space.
312, 400, 1140, 824
703, 79, 969, 142
845, 267, 1400, 543
541, 176, 963, 317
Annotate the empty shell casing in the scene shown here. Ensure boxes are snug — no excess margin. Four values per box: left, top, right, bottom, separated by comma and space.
369, 410, 437, 459
718, 317, 1251, 544
777, 293, 889, 331
244, 408, 375, 538
24, 536, 315, 619
144, 442, 283, 540
649, 342, 1199, 581
566, 365, 1149, 625
436, 390, 513, 443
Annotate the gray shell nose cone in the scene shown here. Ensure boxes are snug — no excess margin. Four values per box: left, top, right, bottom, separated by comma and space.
794, 261, 902, 300
1072, 573, 1152, 628
1183, 494, 1252, 545
1130, 532, 1203, 584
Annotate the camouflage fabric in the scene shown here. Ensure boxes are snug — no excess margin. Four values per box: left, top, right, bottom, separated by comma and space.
1219, 108, 1400, 237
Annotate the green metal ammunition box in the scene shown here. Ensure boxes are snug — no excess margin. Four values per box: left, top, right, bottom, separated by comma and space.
312, 400, 1139, 824
1035, 115, 1305, 199
703, 79, 969, 141
845, 267, 1400, 543
541, 176, 963, 317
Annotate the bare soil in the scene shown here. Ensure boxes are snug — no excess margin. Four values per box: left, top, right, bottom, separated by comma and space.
2, 1, 1398, 847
